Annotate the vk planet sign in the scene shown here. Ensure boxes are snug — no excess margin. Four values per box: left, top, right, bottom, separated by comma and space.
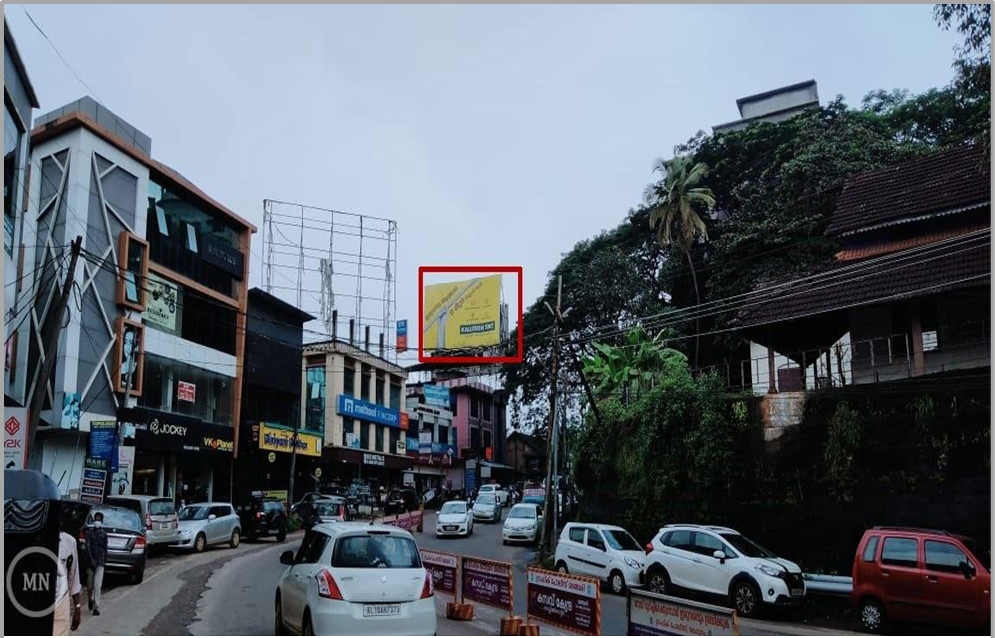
336, 395, 401, 428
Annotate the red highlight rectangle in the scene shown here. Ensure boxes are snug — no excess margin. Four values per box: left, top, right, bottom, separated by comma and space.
418, 266, 523, 364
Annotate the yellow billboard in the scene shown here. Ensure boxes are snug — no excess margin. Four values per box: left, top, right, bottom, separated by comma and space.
258, 422, 322, 457
422, 274, 502, 350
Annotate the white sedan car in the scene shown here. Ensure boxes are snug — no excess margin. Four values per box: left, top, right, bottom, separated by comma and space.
502, 503, 541, 545
435, 500, 473, 538
477, 484, 509, 505
275, 523, 436, 636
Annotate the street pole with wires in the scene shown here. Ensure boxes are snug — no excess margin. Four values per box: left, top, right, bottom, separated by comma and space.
27, 236, 82, 451
540, 276, 562, 557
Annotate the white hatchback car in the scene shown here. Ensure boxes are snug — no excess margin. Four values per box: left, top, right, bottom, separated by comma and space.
275, 523, 436, 636
643, 524, 806, 617
477, 484, 509, 506
554, 523, 645, 595
502, 503, 542, 545
436, 500, 473, 538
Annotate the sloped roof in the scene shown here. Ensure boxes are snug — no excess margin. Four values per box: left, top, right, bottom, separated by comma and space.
827, 145, 990, 237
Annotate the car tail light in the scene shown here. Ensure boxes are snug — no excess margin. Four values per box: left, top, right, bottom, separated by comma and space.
146, 513, 153, 531
135, 536, 147, 550
339, 504, 346, 519
315, 569, 343, 600
256, 512, 263, 520
420, 572, 434, 599
645, 542, 653, 555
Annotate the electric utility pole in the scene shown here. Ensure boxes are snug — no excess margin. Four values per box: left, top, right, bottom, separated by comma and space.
540, 276, 562, 556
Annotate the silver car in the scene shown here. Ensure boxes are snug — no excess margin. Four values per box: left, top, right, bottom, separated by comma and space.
105, 495, 179, 549
471, 494, 502, 523
173, 502, 241, 552
313, 498, 349, 523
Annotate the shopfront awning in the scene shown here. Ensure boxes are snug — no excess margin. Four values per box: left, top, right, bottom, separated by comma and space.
480, 460, 513, 470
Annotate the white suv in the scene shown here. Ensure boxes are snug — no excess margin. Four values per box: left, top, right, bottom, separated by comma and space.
643, 524, 806, 617
554, 522, 645, 595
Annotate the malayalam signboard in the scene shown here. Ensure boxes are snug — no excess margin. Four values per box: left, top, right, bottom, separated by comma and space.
422, 384, 450, 408
461, 556, 513, 613
258, 422, 322, 457
527, 568, 601, 635
421, 549, 459, 596
422, 274, 502, 350
628, 589, 738, 636
177, 380, 196, 403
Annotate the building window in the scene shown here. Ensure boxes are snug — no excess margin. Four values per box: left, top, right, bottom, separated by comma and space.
117, 232, 149, 310
483, 429, 492, 452
483, 399, 491, 422
146, 178, 244, 299
344, 358, 355, 395
470, 397, 479, 419
438, 424, 450, 447
342, 417, 355, 447
361, 365, 371, 401
470, 426, 480, 449
360, 421, 370, 449
389, 428, 400, 455
376, 371, 384, 405
305, 366, 325, 432
389, 380, 401, 411
139, 354, 233, 426
451, 397, 458, 417
375, 425, 384, 452
4, 99, 23, 256
114, 318, 145, 395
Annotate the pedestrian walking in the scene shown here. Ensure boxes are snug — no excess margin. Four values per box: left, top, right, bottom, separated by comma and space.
84, 512, 108, 616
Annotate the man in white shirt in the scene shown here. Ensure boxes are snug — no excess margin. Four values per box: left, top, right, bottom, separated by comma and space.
53, 530, 82, 635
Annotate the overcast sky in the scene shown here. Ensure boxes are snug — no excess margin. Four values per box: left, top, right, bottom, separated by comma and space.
6, 4, 962, 364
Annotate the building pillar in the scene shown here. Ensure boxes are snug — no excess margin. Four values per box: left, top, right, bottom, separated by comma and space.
766, 344, 777, 394
910, 305, 926, 376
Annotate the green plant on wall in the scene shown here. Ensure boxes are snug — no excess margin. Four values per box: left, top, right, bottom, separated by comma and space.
823, 402, 861, 501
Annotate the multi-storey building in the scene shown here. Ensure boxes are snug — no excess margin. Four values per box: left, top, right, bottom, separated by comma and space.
17, 97, 254, 500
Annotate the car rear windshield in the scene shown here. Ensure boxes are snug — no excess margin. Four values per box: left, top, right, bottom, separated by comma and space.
315, 501, 343, 516
105, 498, 142, 515
93, 508, 142, 532
441, 502, 467, 515
263, 500, 284, 513
332, 534, 422, 569
477, 494, 496, 504
604, 529, 641, 551
149, 499, 176, 516
508, 505, 536, 519
720, 533, 776, 558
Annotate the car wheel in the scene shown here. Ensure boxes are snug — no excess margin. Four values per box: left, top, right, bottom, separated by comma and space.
556, 561, 569, 574
646, 567, 669, 595
301, 611, 315, 636
274, 595, 287, 636
732, 581, 761, 618
194, 533, 207, 553
859, 598, 885, 633
609, 570, 626, 596
132, 562, 145, 585
229, 529, 241, 549
503, 539, 509, 546
276, 529, 287, 543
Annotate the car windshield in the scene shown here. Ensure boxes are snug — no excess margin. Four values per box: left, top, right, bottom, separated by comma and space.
149, 499, 175, 515
604, 529, 641, 551
508, 505, 536, 519
179, 506, 210, 521
476, 494, 496, 505
441, 502, 466, 514
720, 533, 776, 558
962, 537, 991, 570
331, 534, 422, 569
93, 508, 142, 532
480, 486, 494, 492
315, 501, 343, 516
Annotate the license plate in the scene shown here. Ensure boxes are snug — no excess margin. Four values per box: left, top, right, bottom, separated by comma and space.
790, 588, 804, 597
108, 537, 129, 549
363, 604, 401, 618
159, 522, 171, 530
270, 528, 281, 534
444, 526, 457, 531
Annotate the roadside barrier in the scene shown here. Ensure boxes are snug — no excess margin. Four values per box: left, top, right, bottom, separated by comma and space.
379, 508, 424, 532
627, 589, 738, 636
421, 548, 460, 598
525, 567, 601, 636
461, 555, 515, 615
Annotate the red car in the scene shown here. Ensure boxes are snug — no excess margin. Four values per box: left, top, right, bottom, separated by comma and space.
852, 526, 990, 632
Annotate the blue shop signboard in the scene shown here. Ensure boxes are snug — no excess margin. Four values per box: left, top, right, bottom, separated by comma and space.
336, 395, 401, 428
422, 384, 450, 409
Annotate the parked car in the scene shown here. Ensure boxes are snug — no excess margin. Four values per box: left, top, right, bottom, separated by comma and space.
292, 492, 339, 515
643, 524, 805, 617
78, 505, 147, 584
554, 522, 643, 595
384, 489, 419, 516
105, 495, 179, 550
274, 523, 436, 635
471, 493, 502, 523
173, 502, 241, 552
477, 484, 509, 506
436, 500, 474, 538
852, 526, 991, 633
313, 498, 349, 524
503, 503, 542, 546
238, 493, 288, 542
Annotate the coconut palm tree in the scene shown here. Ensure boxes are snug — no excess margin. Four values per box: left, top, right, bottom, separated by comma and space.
645, 156, 715, 368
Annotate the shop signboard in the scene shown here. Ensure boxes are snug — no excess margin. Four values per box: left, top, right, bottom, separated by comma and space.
337, 395, 401, 428
396, 319, 408, 354
627, 589, 738, 636
177, 381, 196, 403
422, 274, 502, 350
89, 420, 118, 472
421, 549, 458, 596
526, 567, 601, 636
111, 446, 135, 496
4, 407, 28, 469
201, 235, 244, 279
120, 407, 234, 455
146, 272, 179, 332
363, 452, 385, 467
422, 384, 450, 409
461, 556, 513, 613
81, 457, 109, 504
258, 422, 322, 457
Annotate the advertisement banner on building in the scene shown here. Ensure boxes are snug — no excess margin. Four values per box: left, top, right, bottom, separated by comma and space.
258, 423, 321, 457
177, 381, 196, 403
4, 407, 28, 469
526, 568, 601, 636
111, 445, 135, 496
422, 274, 502, 350
337, 395, 401, 428
89, 420, 118, 472
81, 457, 108, 504
146, 272, 179, 332
62, 393, 81, 430
396, 319, 408, 354
418, 431, 432, 454
121, 407, 234, 455
345, 432, 361, 449
422, 384, 450, 409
